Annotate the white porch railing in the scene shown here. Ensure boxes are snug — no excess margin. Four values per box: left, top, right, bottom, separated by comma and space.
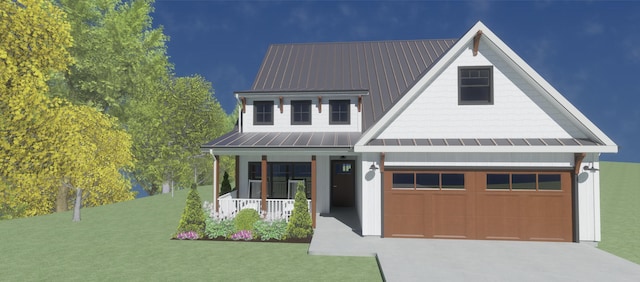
218, 197, 311, 222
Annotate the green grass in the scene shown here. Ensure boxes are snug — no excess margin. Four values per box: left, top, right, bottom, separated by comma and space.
599, 161, 640, 264
0, 186, 382, 281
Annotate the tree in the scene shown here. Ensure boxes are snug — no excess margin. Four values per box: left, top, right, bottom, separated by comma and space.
0, 0, 134, 218
220, 171, 232, 195
286, 182, 313, 239
176, 184, 206, 236
128, 75, 231, 195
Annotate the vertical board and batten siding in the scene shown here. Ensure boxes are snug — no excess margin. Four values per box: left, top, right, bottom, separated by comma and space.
376, 41, 586, 139
360, 153, 383, 236
236, 155, 331, 214
577, 153, 601, 241
242, 98, 361, 132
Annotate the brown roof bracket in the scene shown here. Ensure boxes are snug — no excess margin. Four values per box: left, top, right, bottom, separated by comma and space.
574, 153, 586, 175
358, 95, 362, 112
279, 96, 284, 113
241, 97, 246, 113
473, 30, 483, 56
318, 96, 322, 113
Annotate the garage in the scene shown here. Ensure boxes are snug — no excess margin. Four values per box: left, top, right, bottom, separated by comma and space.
383, 170, 573, 242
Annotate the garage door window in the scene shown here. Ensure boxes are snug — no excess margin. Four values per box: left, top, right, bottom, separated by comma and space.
487, 173, 562, 191
392, 172, 465, 190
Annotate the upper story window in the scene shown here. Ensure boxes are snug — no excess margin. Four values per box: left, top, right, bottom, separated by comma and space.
291, 100, 311, 125
329, 100, 350, 124
254, 101, 273, 125
459, 66, 493, 105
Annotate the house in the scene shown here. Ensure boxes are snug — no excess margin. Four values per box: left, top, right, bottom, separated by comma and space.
202, 21, 617, 242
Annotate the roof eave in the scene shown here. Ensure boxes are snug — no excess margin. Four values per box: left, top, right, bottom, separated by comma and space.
354, 145, 618, 154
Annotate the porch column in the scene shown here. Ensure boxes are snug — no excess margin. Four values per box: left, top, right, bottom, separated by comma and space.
235, 156, 240, 192
261, 155, 267, 212
311, 155, 317, 228
215, 155, 219, 211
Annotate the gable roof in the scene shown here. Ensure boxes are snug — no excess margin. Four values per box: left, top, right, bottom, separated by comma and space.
240, 39, 457, 130
354, 21, 617, 153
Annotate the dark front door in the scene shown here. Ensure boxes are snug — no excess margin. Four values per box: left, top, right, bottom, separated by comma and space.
331, 160, 355, 207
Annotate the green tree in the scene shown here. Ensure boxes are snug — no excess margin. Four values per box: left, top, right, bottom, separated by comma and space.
176, 184, 206, 236
128, 75, 230, 195
0, 0, 134, 218
286, 182, 313, 239
220, 171, 232, 195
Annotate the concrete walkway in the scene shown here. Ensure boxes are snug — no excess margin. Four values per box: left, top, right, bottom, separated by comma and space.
309, 208, 640, 282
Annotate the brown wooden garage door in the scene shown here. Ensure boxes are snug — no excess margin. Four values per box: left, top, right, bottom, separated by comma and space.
383, 170, 573, 242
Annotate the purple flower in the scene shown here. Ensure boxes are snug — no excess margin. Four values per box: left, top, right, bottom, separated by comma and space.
176, 231, 200, 240
231, 230, 253, 241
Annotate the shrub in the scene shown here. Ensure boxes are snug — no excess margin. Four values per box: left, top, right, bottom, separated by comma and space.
220, 171, 232, 195
254, 220, 287, 241
231, 230, 253, 241
234, 208, 260, 232
205, 217, 236, 239
176, 184, 206, 236
176, 231, 200, 240
286, 182, 313, 239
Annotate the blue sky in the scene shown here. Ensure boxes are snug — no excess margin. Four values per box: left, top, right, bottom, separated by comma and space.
152, 1, 640, 163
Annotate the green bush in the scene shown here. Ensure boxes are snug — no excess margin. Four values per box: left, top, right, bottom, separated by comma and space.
234, 208, 260, 232
286, 182, 313, 239
254, 220, 287, 241
220, 171, 232, 195
204, 218, 236, 239
176, 184, 206, 236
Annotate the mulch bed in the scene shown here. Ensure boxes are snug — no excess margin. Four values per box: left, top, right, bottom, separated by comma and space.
172, 236, 312, 243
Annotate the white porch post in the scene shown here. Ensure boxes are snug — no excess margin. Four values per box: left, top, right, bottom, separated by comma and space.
210, 150, 218, 211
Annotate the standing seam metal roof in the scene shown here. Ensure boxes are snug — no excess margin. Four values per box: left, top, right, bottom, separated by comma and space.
248, 39, 458, 130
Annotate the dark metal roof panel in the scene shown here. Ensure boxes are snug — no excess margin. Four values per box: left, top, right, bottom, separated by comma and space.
248, 39, 457, 131
203, 131, 362, 149
366, 138, 604, 147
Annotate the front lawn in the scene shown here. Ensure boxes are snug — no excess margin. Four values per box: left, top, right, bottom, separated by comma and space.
598, 161, 640, 264
0, 186, 382, 281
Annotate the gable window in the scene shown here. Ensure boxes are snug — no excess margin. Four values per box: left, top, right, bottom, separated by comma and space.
329, 100, 350, 124
459, 67, 493, 105
254, 101, 273, 125
291, 100, 311, 125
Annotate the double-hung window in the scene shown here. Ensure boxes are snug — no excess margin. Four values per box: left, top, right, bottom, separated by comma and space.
459, 67, 493, 105
254, 101, 273, 125
291, 100, 311, 125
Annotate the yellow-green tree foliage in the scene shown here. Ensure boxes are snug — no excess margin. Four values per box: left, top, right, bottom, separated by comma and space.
0, 0, 134, 218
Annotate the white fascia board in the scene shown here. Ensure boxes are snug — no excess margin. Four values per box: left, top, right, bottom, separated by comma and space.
354, 145, 618, 154
236, 90, 369, 99
477, 24, 617, 148
355, 22, 483, 146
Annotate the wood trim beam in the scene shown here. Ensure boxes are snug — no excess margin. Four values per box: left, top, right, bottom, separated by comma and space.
317, 96, 322, 113
279, 96, 284, 113
241, 97, 246, 113
234, 156, 239, 192
311, 155, 317, 228
473, 30, 483, 56
380, 152, 385, 172
261, 155, 267, 212
358, 95, 362, 112
574, 153, 586, 175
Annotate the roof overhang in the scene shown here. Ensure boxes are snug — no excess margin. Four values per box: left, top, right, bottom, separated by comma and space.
202, 147, 354, 156
354, 145, 617, 153
235, 89, 369, 99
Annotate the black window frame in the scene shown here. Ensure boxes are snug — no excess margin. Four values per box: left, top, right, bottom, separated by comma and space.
329, 99, 350, 125
459, 66, 493, 105
253, 100, 274, 125
291, 100, 312, 125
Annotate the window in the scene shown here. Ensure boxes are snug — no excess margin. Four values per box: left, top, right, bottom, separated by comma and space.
459, 67, 493, 105
248, 162, 312, 199
392, 172, 465, 190
291, 100, 311, 125
329, 100, 350, 124
486, 173, 562, 191
254, 101, 273, 125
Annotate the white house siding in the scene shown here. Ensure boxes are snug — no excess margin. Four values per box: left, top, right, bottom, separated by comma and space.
377, 42, 586, 140
236, 155, 331, 214
242, 97, 361, 132
577, 153, 601, 242
384, 152, 574, 168
360, 153, 383, 236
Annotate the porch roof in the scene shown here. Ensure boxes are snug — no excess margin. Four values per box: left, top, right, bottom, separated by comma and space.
202, 130, 361, 152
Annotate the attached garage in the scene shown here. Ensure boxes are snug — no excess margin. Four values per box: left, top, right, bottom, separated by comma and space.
383, 170, 573, 242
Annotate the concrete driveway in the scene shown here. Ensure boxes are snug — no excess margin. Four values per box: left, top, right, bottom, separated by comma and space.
309, 210, 640, 281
